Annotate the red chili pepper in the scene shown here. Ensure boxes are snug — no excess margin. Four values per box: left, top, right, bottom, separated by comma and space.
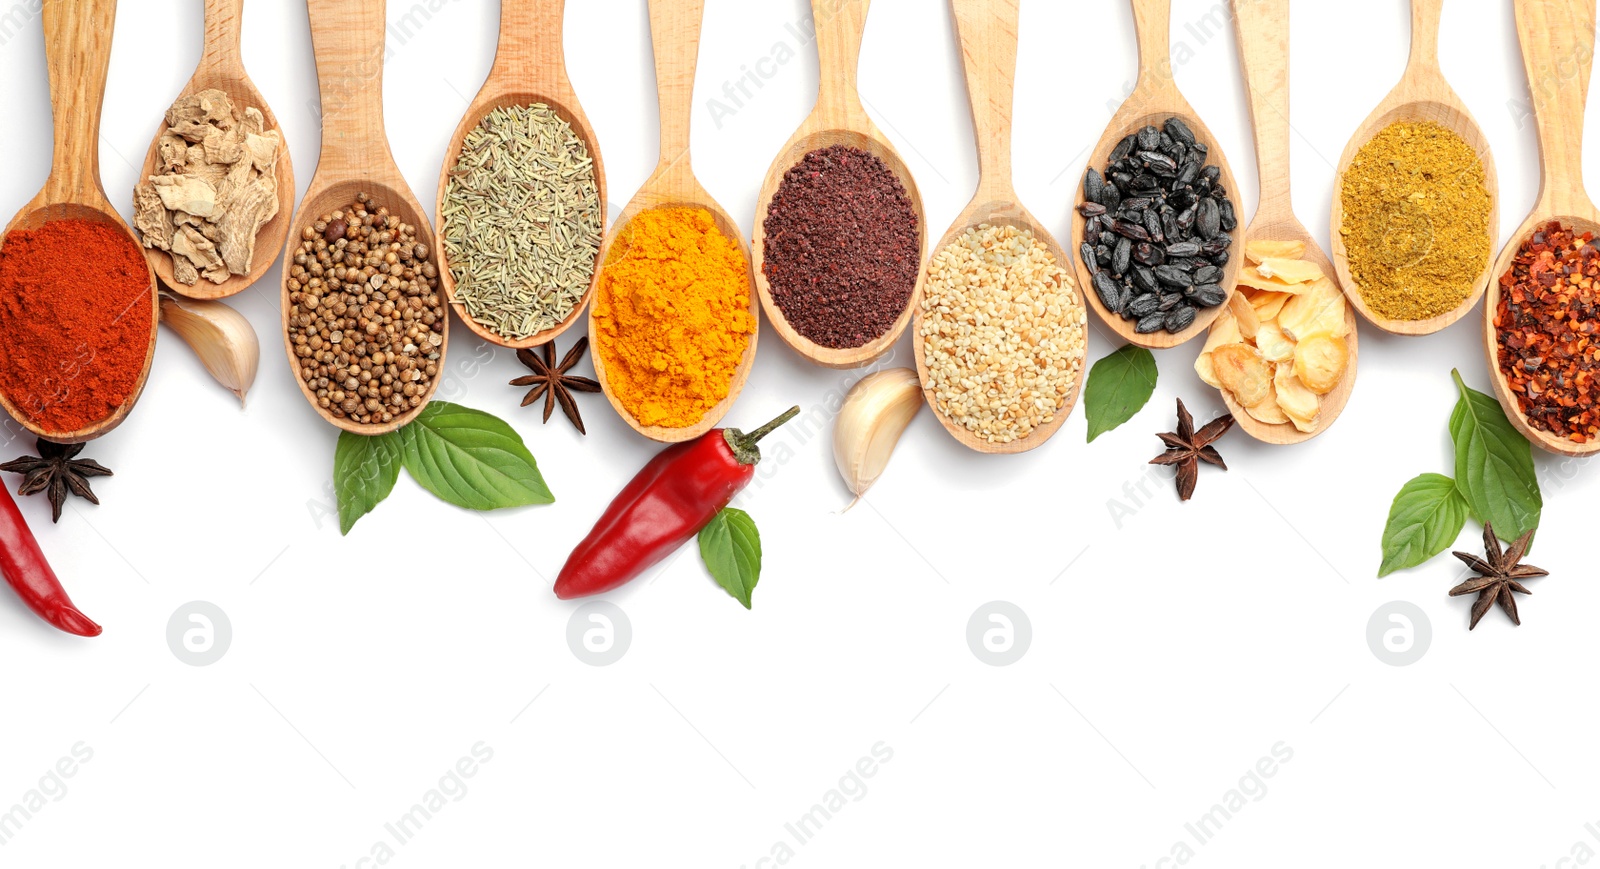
555, 407, 800, 600
0, 484, 100, 637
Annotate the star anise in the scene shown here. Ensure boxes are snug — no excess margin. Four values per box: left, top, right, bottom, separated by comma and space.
1450, 523, 1548, 629
1149, 398, 1234, 501
511, 336, 602, 434
0, 439, 114, 523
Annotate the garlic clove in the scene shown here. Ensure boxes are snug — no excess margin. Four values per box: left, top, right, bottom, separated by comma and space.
159, 292, 260, 407
833, 368, 924, 508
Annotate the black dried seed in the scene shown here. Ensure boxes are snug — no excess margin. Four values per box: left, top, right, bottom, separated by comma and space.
1176, 206, 1197, 232
1161, 211, 1179, 242
1186, 284, 1226, 308
1111, 219, 1150, 241
1177, 160, 1201, 187
1193, 141, 1209, 155
1211, 250, 1230, 267
1128, 293, 1161, 318
1120, 208, 1144, 224
1078, 201, 1107, 218
1080, 243, 1099, 275
1164, 305, 1197, 332
1165, 241, 1201, 258
1133, 266, 1160, 294
1121, 197, 1152, 211
1197, 198, 1221, 240
1138, 151, 1178, 175
1219, 200, 1236, 231
1096, 245, 1112, 267
1137, 125, 1161, 150
1193, 265, 1222, 285
1085, 169, 1106, 205
1134, 243, 1164, 267
1165, 117, 1196, 146
1132, 175, 1161, 194
1135, 312, 1168, 334
1200, 237, 1232, 256
1154, 265, 1192, 287
1113, 238, 1132, 276
1143, 211, 1165, 243
1158, 293, 1184, 312
1110, 171, 1134, 191
1103, 184, 1122, 211
1092, 272, 1125, 314
1201, 165, 1221, 185
1110, 135, 1137, 163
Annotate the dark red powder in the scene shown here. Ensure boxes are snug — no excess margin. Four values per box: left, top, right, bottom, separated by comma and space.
762, 145, 919, 349
0, 219, 153, 434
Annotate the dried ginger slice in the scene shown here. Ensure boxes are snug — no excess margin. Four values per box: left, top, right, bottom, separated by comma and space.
1212, 343, 1272, 407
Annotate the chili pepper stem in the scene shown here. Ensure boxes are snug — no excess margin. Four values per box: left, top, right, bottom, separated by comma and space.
724, 406, 802, 466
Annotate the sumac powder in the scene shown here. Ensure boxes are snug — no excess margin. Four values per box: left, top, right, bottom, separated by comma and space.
1494, 220, 1600, 443
0, 219, 153, 434
762, 145, 919, 349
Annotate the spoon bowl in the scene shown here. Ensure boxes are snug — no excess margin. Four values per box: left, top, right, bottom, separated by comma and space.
435, 0, 608, 350
136, 0, 295, 300
0, 0, 158, 444
1482, 0, 1600, 457
1070, 0, 1244, 350
910, 0, 1085, 455
282, 0, 446, 437
1329, 0, 1499, 336
1222, 0, 1357, 444
751, 0, 927, 370
588, 0, 759, 444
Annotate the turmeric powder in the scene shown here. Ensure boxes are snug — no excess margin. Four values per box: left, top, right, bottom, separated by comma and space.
592, 207, 755, 429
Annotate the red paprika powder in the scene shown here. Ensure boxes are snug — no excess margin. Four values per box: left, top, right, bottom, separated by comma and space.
0, 219, 153, 434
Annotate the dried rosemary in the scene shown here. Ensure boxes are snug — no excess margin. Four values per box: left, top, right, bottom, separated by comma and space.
441, 104, 603, 341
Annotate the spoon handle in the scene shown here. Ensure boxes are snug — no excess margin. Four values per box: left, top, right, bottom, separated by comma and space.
306, 0, 389, 168
647, 0, 706, 172
200, 0, 246, 76
40, 0, 116, 204
1130, 0, 1174, 98
1232, 0, 1293, 216
813, 0, 870, 126
949, 0, 1019, 200
491, 0, 571, 88
1514, 0, 1596, 215
1406, 0, 1443, 79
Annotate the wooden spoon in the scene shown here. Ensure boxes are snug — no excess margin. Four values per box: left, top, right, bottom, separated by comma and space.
1329, 0, 1500, 336
1482, 0, 1600, 457
281, 0, 447, 436
750, 0, 927, 369
434, 0, 608, 350
0, 0, 158, 444
136, 0, 295, 301
909, 0, 1082, 455
1069, 0, 1245, 350
1224, 0, 1358, 445
588, 0, 759, 444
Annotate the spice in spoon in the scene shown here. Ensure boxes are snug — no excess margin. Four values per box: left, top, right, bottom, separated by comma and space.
1492, 221, 1600, 443
592, 206, 755, 429
442, 104, 603, 341
762, 145, 919, 349
511, 337, 600, 434
1338, 121, 1492, 321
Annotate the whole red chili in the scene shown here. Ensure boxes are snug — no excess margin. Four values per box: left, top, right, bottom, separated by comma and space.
0, 484, 100, 636
555, 407, 800, 600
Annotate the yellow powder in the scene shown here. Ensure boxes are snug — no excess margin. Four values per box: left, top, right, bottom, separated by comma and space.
592, 206, 754, 429
1338, 120, 1492, 321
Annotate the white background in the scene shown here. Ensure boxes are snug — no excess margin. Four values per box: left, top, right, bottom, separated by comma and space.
0, 0, 1595, 866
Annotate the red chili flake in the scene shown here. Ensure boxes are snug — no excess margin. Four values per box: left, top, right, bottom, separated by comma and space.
1495, 220, 1600, 442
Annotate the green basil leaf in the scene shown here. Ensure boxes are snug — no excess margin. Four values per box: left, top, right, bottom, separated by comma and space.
1449, 370, 1541, 542
333, 431, 403, 536
1084, 344, 1159, 442
1378, 473, 1470, 577
699, 508, 761, 609
399, 402, 554, 511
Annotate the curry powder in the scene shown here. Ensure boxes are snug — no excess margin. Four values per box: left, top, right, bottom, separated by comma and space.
592, 206, 754, 429
1339, 121, 1492, 321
